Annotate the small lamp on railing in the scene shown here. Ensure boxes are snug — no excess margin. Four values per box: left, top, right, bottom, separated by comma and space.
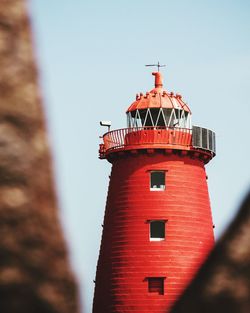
100, 121, 111, 132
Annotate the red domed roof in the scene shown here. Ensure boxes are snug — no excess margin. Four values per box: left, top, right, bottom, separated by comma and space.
126, 72, 191, 113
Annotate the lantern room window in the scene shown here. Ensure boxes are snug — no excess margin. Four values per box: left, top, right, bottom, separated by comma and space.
127, 108, 191, 129
149, 220, 166, 241
147, 277, 165, 295
150, 171, 165, 190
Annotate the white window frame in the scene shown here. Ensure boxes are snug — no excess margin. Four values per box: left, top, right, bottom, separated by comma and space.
149, 220, 166, 241
150, 171, 165, 191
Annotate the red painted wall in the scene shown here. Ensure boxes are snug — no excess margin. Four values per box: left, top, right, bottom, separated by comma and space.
93, 152, 214, 313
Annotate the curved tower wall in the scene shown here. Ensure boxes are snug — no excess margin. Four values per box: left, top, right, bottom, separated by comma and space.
93, 152, 214, 313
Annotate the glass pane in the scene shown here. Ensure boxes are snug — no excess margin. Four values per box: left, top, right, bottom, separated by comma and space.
150, 221, 165, 239
144, 110, 153, 126
150, 172, 165, 190
139, 109, 147, 126
156, 110, 166, 127
150, 108, 159, 126
174, 109, 180, 127
162, 108, 172, 126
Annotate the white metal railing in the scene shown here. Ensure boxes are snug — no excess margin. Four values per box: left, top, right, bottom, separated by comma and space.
102, 127, 192, 152
192, 126, 216, 154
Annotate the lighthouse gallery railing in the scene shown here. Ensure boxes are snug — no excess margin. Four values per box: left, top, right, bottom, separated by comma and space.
102, 126, 216, 154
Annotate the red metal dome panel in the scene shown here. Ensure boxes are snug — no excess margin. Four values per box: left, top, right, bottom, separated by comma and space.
126, 72, 191, 113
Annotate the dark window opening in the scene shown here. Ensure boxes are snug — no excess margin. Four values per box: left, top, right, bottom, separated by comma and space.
157, 111, 165, 126
148, 277, 164, 295
150, 171, 165, 190
150, 108, 160, 126
150, 221, 165, 241
145, 112, 153, 126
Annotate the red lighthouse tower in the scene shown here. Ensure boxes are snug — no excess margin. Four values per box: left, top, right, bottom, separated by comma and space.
93, 70, 216, 313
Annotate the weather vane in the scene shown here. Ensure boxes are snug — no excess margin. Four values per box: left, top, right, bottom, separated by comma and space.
145, 61, 166, 72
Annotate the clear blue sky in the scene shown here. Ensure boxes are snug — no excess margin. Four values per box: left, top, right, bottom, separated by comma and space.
30, 1, 250, 312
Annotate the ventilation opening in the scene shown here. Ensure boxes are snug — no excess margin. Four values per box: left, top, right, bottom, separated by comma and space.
148, 277, 165, 295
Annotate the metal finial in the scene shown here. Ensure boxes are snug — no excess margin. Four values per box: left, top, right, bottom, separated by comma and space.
145, 61, 166, 72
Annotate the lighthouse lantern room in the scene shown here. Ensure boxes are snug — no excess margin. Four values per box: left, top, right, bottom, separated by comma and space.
94, 70, 216, 313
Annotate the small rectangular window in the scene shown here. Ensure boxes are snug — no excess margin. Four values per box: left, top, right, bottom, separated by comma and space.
150, 171, 165, 191
150, 220, 166, 241
148, 277, 164, 295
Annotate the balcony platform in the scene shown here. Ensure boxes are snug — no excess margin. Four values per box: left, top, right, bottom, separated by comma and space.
99, 126, 216, 163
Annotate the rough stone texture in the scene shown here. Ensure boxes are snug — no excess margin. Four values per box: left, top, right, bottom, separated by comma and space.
0, 1, 80, 313
170, 191, 250, 313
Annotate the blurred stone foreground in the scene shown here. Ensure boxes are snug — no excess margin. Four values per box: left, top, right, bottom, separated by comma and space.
170, 191, 250, 313
0, 1, 79, 313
